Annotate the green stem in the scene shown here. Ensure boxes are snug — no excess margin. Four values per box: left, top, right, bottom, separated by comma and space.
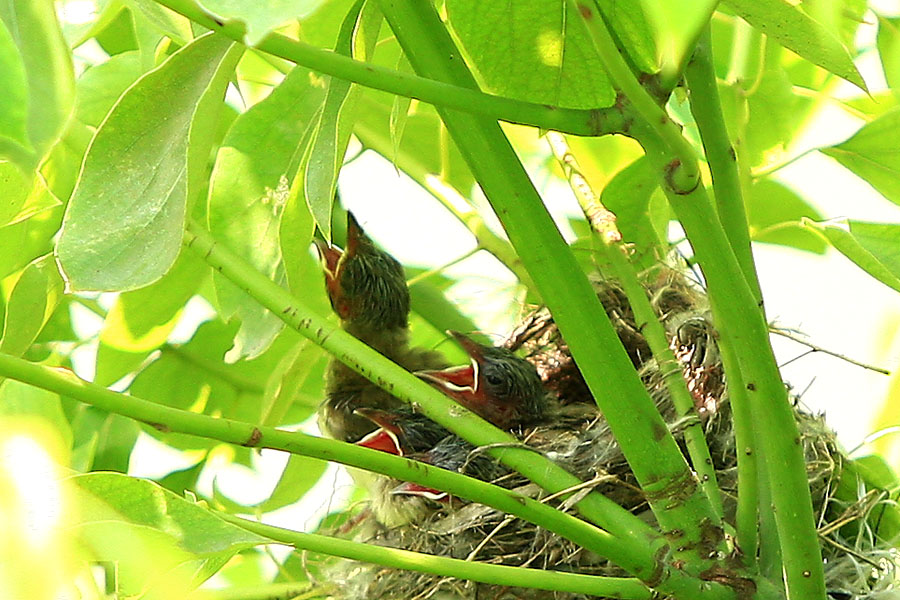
577, 0, 700, 193
636, 126, 826, 598
380, 0, 725, 581
0, 348, 645, 576
180, 221, 704, 588
150, 0, 622, 136
220, 515, 655, 598
684, 26, 761, 303
546, 131, 723, 519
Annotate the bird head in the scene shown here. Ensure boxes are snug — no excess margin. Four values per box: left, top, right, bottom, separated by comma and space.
314, 212, 410, 332
416, 331, 547, 429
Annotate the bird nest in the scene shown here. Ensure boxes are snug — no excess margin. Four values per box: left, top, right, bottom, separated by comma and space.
316, 266, 899, 599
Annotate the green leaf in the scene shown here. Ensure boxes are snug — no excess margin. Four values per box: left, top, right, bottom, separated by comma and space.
599, 157, 667, 268
195, 0, 329, 46
74, 51, 144, 128
878, 17, 900, 94
638, 0, 715, 75
0, 162, 61, 228
746, 179, 826, 254
821, 110, 900, 207
0, 0, 75, 170
125, 0, 193, 45
444, 0, 616, 108
0, 21, 29, 152
95, 251, 208, 386
802, 219, 900, 292
257, 453, 327, 513
0, 255, 64, 358
208, 65, 324, 360
303, 0, 380, 240
723, 0, 865, 90
0, 379, 72, 449
261, 340, 324, 427
57, 33, 239, 292
0, 203, 63, 280
70, 472, 269, 594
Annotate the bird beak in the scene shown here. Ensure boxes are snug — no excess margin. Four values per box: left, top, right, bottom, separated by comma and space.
415, 331, 489, 413
313, 239, 343, 284
391, 481, 449, 502
353, 408, 404, 455
346, 211, 366, 257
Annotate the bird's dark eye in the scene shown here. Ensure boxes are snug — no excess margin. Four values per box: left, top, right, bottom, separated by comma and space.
485, 372, 503, 386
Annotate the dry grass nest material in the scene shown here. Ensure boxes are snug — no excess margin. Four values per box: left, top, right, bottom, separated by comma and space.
317, 266, 899, 600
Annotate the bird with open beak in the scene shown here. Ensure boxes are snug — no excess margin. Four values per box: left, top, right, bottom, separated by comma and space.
417, 331, 548, 430
314, 212, 447, 443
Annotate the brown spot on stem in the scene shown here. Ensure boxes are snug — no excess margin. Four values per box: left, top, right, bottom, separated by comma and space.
244, 427, 262, 447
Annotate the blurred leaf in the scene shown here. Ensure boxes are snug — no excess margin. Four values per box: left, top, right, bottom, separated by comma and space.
802, 0, 866, 48
0, 203, 63, 280
638, 0, 715, 76
746, 178, 826, 254
0, 255, 65, 358
125, 0, 193, 45
95, 251, 208, 385
208, 65, 325, 360
0, 162, 61, 228
599, 157, 667, 269
0, 379, 72, 449
723, 0, 865, 90
0, 0, 76, 170
0, 21, 29, 153
57, 33, 239, 292
90, 412, 141, 473
94, 5, 139, 55
303, 0, 381, 240
261, 340, 324, 426
802, 219, 900, 293
71, 472, 269, 595
75, 50, 144, 128
194, 0, 329, 46
389, 56, 413, 164
822, 110, 900, 207
444, 0, 616, 109
57, 0, 115, 47
409, 279, 485, 348
878, 16, 900, 94
39, 120, 93, 204
157, 460, 206, 495
257, 453, 327, 512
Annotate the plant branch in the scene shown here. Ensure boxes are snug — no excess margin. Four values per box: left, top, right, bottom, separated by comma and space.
546, 131, 723, 519
684, 26, 761, 303
219, 514, 655, 598
379, 0, 728, 584
150, 0, 623, 137
0, 348, 657, 579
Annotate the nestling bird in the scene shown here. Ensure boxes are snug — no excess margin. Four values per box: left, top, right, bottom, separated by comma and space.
314, 212, 447, 442
417, 331, 548, 429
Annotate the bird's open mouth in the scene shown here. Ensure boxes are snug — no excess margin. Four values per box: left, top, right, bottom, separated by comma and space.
354, 408, 403, 455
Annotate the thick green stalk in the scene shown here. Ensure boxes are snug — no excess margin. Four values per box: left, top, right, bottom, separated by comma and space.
151, 0, 622, 136
380, 0, 723, 576
684, 26, 761, 302
181, 222, 727, 593
0, 349, 654, 575
547, 131, 723, 518
220, 515, 654, 598
577, 0, 700, 193
637, 127, 826, 598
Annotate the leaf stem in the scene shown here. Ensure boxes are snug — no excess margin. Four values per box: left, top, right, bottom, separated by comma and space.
150, 0, 624, 136
219, 514, 655, 598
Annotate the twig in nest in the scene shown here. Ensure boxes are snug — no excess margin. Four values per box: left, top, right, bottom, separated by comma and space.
770, 328, 890, 375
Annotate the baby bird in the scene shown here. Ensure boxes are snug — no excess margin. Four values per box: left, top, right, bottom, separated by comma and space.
417, 331, 548, 430
315, 212, 447, 442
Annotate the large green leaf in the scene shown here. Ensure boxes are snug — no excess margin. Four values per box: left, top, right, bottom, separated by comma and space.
0, 0, 75, 170
723, 0, 865, 90
746, 178, 826, 254
194, 0, 328, 45
56, 33, 239, 292
878, 16, 900, 94
208, 65, 324, 360
821, 110, 900, 207
70, 472, 269, 595
444, 0, 617, 109
637, 0, 716, 76
0, 255, 64, 358
802, 219, 900, 293
302, 0, 380, 240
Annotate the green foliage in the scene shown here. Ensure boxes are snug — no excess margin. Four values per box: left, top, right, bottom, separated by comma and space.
2, 0, 900, 599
